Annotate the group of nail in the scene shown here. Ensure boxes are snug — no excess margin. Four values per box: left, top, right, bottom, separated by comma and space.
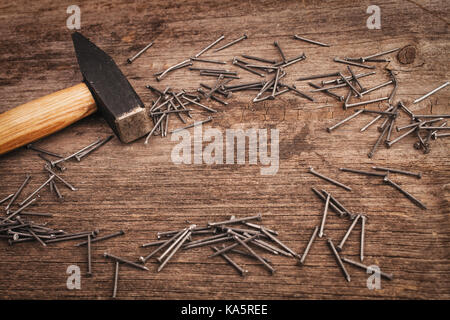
103, 214, 301, 298
327, 98, 449, 157
0, 136, 114, 249
309, 164, 426, 210
305, 181, 394, 282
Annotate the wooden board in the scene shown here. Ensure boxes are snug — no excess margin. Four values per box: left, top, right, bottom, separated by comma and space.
0, 0, 449, 299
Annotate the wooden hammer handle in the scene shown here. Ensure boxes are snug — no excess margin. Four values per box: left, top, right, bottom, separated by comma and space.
0, 83, 97, 155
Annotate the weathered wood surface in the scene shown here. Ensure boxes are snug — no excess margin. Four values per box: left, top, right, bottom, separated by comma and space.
0, 0, 449, 299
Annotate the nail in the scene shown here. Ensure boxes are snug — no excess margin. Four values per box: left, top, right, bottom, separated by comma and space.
327, 110, 364, 133
208, 234, 259, 258
157, 225, 195, 272
51, 139, 102, 166
232, 235, 275, 274
334, 58, 375, 69
5, 174, 31, 211
211, 246, 248, 276
371, 166, 421, 179
182, 96, 217, 112
286, 84, 315, 102
360, 80, 394, 96
170, 116, 213, 134
342, 257, 393, 280
190, 57, 227, 64
112, 261, 119, 298
75, 135, 114, 161
0, 198, 37, 223
199, 72, 240, 79
38, 153, 66, 171
232, 59, 265, 77
271, 68, 281, 98
52, 180, 63, 200
385, 126, 417, 148
388, 70, 398, 104
361, 106, 394, 132
229, 248, 272, 264
339, 72, 362, 98
345, 97, 389, 109
46, 231, 96, 243
75, 230, 125, 246
26, 144, 63, 158
242, 222, 278, 236
156, 59, 192, 81
320, 189, 352, 217
104, 252, 149, 271
200, 83, 232, 98
208, 214, 262, 227
141, 239, 169, 248
322, 71, 376, 86
327, 238, 351, 282
260, 227, 297, 257
339, 168, 386, 177
293, 34, 330, 47
127, 41, 153, 64
434, 132, 450, 138
275, 53, 306, 68
299, 226, 319, 265
183, 235, 231, 250
360, 215, 366, 262
44, 165, 77, 191
194, 35, 225, 58
239, 54, 275, 64
368, 121, 390, 158
87, 234, 92, 276
413, 81, 449, 104
309, 167, 352, 191
213, 34, 247, 52
144, 113, 167, 143
347, 66, 365, 92
318, 193, 331, 238
383, 176, 426, 209
140, 228, 186, 263
273, 41, 287, 62
145, 85, 164, 96
0, 194, 14, 205
297, 72, 340, 81
19, 175, 54, 206
337, 214, 361, 251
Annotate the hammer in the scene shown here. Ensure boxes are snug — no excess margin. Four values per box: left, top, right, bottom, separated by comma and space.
0, 32, 152, 155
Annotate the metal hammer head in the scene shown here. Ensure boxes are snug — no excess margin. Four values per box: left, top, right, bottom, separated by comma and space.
72, 32, 151, 143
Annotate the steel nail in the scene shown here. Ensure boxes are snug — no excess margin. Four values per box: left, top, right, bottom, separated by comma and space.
342, 257, 393, 280
5, 174, 31, 211
104, 252, 149, 271
211, 246, 248, 276
328, 238, 351, 282
112, 261, 119, 298
413, 81, 449, 104
293, 34, 330, 47
319, 193, 330, 238
337, 214, 361, 251
299, 226, 319, 265
360, 215, 366, 262
127, 41, 153, 64
383, 175, 426, 209
157, 225, 195, 272
194, 35, 225, 58
232, 235, 275, 274
309, 167, 352, 191
213, 34, 247, 52
327, 110, 364, 132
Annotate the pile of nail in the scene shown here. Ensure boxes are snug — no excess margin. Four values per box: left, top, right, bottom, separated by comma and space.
296, 47, 449, 157
0, 136, 115, 248
304, 187, 393, 283
138, 214, 297, 276
145, 84, 216, 142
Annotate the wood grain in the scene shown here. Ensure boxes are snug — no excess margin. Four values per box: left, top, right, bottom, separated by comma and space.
0, 83, 96, 155
0, 0, 449, 300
